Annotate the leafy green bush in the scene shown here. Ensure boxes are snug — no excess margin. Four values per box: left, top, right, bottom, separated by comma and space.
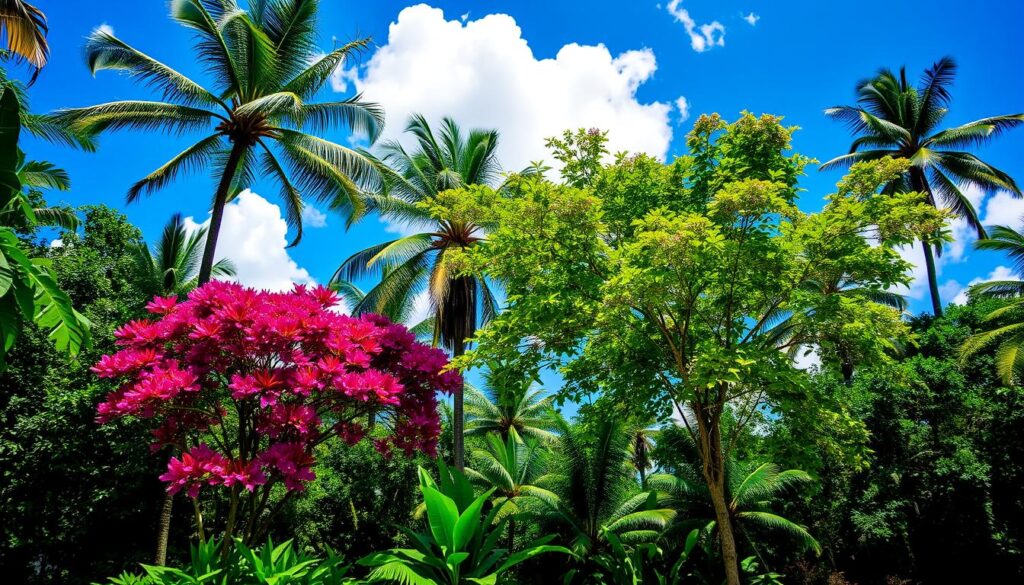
94, 538, 352, 585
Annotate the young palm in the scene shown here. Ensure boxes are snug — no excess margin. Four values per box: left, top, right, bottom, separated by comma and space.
335, 114, 502, 470
822, 57, 1023, 316
465, 365, 558, 444
535, 418, 675, 556
961, 223, 1024, 384
52, 0, 384, 285
649, 427, 821, 557
133, 213, 236, 298
465, 429, 556, 550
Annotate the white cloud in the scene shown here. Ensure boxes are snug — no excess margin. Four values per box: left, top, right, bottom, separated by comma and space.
952, 265, 1020, 305
675, 96, 691, 124
49, 238, 63, 249
344, 5, 676, 173
982, 189, 1024, 226
742, 12, 760, 26
97, 23, 114, 36
301, 205, 327, 228
184, 190, 314, 292
460, 12, 469, 21
793, 346, 821, 371
666, 0, 725, 52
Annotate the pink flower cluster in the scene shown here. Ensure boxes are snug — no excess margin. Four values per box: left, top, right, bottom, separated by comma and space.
94, 282, 460, 498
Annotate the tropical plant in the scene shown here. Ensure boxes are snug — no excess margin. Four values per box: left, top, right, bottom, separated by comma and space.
650, 427, 822, 559
464, 365, 558, 443
93, 281, 460, 548
584, 529, 699, 585
53, 0, 385, 285
464, 428, 556, 550
822, 56, 1024, 316
94, 537, 353, 585
132, 213, 235, 298
0, 88, 89, 369
358, 462, 567, 584
335, 115, 503, 470
535, 418, 676, 557
0, 0, 48, 82
961, 222, 1024, 383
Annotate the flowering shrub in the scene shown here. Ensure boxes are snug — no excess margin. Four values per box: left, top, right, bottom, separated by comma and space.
93, 281, 460, 542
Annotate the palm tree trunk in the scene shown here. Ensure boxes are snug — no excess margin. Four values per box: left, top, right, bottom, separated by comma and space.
921, 239, 943, 317
154, 491, 173, 566
909, 166, 943, 317
453, 339, 466, 471
197, 140, 247, 285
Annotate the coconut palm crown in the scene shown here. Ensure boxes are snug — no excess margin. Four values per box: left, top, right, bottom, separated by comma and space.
52, 0, 385, 284
822, 56, 1023, 316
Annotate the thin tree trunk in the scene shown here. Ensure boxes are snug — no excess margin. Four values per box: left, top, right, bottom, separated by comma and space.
154, 491, 173, 566
197, 141, 247, 285
453, 339, 465, 471
909, 166, 943, 317
921, 239, 943, 317
696, 401, 741, 585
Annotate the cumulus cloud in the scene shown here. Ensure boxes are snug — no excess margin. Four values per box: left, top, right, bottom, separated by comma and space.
97, 23, 114, 35
301, 205, 327, 228
666, 0, 725, 52
675, 96, 691, 124
184, 190, 314, 292
342, 5, 679, 172
952, 265, 1021, 305
982, 189, 1024, 226
742, 12, 760, 26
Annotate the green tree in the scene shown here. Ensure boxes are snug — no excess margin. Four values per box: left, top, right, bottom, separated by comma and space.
0, 205, 172, 585
465, 428, 555, 551
447, 117, 945, 584
53, 0, 384, 284
962, 222, 1024, 384
822, 56, 1024, 316
334, 115, 503, 470
465, 365, 558, 444
535, 418, 675, 559
132, 213, 235, 298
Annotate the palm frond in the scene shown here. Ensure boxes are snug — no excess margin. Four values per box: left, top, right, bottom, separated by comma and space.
127, 134, 224, 203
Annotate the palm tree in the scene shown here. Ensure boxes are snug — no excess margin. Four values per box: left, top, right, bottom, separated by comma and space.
534, 418, 675, 556
465, 365, 558, 444
822, 57, 1023, 316
465, 428, 556, 550
962, 222, 1024, 384
52, 0, 384, 285
334, 114, 502, 470
0, 0, 48, 82
649, 427, 821, 562
133, 213, 236, 298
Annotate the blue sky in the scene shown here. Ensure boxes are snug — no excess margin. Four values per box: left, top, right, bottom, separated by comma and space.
22, 0, 1024, 316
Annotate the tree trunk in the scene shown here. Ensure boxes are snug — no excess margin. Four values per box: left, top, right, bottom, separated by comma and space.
154, 491, 173, 566
696, 402, 741, 585
921, 239, 943, 317
452, 339, 466, 471
197, 141, 247, 285
909, 166, 943, 317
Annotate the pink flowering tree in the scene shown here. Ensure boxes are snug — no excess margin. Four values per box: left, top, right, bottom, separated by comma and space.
93, 281, 460, 546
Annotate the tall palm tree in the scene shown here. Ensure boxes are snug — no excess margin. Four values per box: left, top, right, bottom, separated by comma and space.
335, 114, 502, 470
962, 222, 1024, 384
133, 213, 236, 298
465, 428, 556, 550
465, 365, 558, 444
822, 57, 1023, 316
52, 0, 384, 285
534, 418, 675, 556
649, 427, 821, 560
0, 0, 48, 82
